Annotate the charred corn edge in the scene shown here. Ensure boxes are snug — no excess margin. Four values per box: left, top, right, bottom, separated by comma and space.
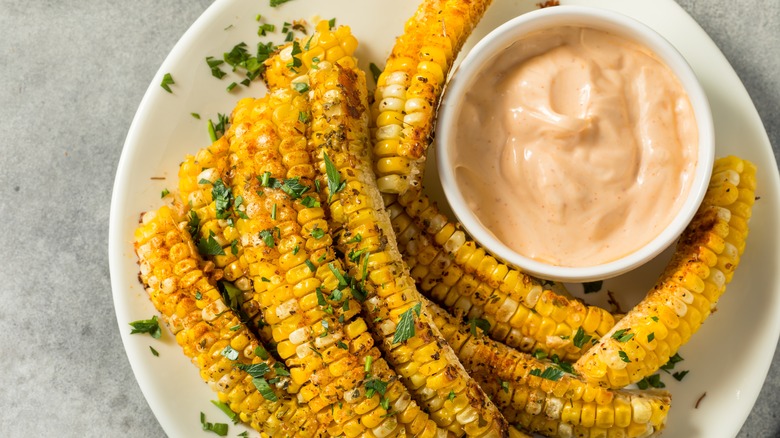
574, 156, 756, 388
372, 0, 493, 195
427, 301, 671, 437
227, 83, 430, 438
262, 20, 359, 91
387, 192, 615, 361
134, 205, 324, 437
308, 59, 507, 437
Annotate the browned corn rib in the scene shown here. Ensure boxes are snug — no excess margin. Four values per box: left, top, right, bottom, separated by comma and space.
372, 0, 493, 195
428, 301, 671, 438
307, 58, 506, 437
263, 20, 359, 90
222, 84, 442, 437
134, 205, 324, 437
386, 192, 617, 361
575, 156, 757, 388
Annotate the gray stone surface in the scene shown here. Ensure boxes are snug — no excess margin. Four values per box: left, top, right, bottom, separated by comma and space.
0, 0, 776, 437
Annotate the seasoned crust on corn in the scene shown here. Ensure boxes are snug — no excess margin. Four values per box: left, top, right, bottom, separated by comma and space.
307, 58, 507, 436
427, 301, 671, 438
575, 156, 756, 388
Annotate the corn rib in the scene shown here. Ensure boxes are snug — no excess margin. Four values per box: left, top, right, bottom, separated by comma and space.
386, 192, 617, 361
134, 205, 324, 437
372, 0, 493, 195
307, 58, 507, 437
575, 156, 756, 388
428, 301, 671, 438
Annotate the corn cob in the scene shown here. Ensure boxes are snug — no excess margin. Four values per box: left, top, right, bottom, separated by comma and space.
307, 58, 506, 437
134, 205, 324, 437
428, 301, 671, 438
263, 20, 359, 91
222, 84, 443, 437
575, 156, 757, 388
371, 0, 492, 195
386, 193, 617, 361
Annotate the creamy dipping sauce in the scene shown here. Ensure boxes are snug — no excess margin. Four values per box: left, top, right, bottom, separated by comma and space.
453, 26, 698, 267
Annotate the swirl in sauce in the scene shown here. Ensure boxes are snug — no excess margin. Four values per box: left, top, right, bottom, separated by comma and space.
453, 26, 698, 266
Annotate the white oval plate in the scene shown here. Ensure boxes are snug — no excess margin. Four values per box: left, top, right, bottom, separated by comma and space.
109, 0, 780, 436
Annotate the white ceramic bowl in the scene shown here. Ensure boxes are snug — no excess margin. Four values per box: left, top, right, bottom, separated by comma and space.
436, 5, 715, 282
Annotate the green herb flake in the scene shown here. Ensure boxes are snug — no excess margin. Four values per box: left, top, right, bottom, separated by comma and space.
369, 63, 382, 84
160, 188, 170, 198
226, 82, 238, 92
129, 316, 162, 339
529, 367, 565, 381
323, 153, 346, 202
573, 327, 592, 349
328, 263, 348, 288
611, 329, 634, 343
292, 245, 300, 255
392, 302, 421, 344
500, 380, 510, 393
230, 239, 239, 256
582, 280, 603, 294
468, 318, 491, 337
254, 346, 270, 360
300, 196, 320, 208
647, 332, 655, 343
221, 346, 239, 361
198, 232, 226, 256
200, 412, 228, 436
651, 316, 659, 322
292, 81, 309, 93
316, 287, 328, 307
191, 112, 201, 119
206, 56, 227, 79
160, 73, 175, 93
637, 373, 666, 389
212, 179, 233, 219
364, 378, 388, 399
533, 349, 548, 360
660, 353, 684, 371
273, 362, 291, 377
336, 341, 349, 350
618, 350, 631, 363
252, 377, 278, 401
304, 259, 316, 272
364, 355, 374, 374
210, 400, 239, 424
287, 41, 302, 71
259, 229, 276, 248
149, 346, 159, 356
672, 370, 690, 382
310, 227, 325, 239
448, 390, 456, 401
298, 111, 309, 123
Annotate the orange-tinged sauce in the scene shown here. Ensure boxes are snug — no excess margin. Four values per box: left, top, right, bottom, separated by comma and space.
453, 26, 698, 267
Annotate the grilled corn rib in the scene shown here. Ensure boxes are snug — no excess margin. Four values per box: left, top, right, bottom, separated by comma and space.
372, 0, 493, 195
428, 301, 671, 438
386, 193, 617, 361
575, 156, 757, 388
134, 205, 323, 437
221, 85, 443, 437
307, 58, 506, 437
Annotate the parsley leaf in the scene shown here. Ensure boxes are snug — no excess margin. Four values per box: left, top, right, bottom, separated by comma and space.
270, 0, 293, 6
200, 412, 228, 436
672, 370, 690, 381
468, 318, 491, 336
660, 353, 684, 371
129, 316, 161, 339
369, 63, 382, 84
611, 329, 634, 343
149, 346, 159, 356
582, 280, 603, 294
572, 327, 592, 348
160, 73, 175, 93
365, 378, 388, 398
221, 346, 239, 361
323, 153, 346, 203
292, 82, 309, 93
210, 400, 239, 424
637, 373, 666, 389
301, 195, 320, 208
259, 229, 276, 248
310, 227, 325, 239
198, 231, 226, 256
187, 210, 201, 237
392, 302, 421, 344
529, 367, 565, 381
618, 350, 631, 363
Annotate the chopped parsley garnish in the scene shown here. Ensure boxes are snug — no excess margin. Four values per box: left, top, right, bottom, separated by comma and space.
301, 195, 320, 208
336, 341, 348, 350
323, 153, 346, 203
160, 188, 170, 198
292, 81, 309, 93
160, 73, 175, 93
149, 346, 159, 356
273, 362, 290, 377
316, 287, 328, 307
129, 316, 162, 339
208, 113, 229, 142
221, 346, 239, 361
270, 0, 294, 7
364, 378, 388, 398
348, 248, 367, 263
212, 179, 232, 219
346, 233, 362, 244
369, 63, 382, 84
637, 374, 666, 389
533, 349, 548, 360
206, 56, 226, 79
673, 370, 690, 381
364, 355, 374, 374
582, 280, 603, 294
651, 316, 659, 322
200, 412, 228, 436
191, 112, 201, 119
529, 367, 565, 381
230, 239, 239, 255
572, 327, 592, 348
292, 245, 300, 255
198, 231, 226, 256
500, 380, 510, 393
448, 390, 456, 401
392, 302, 421, 344
287, 41, 302, 71
298, 111, 309, 123
647, 332, 655, 343
549, 354, 574, 374
618, 350, 631, 363
468, 318, 490, 337
252, 377, 278, 401
259, 229, 276, 248
218, 281, 244, 316
660, 353, 684, 371
328, 263, 348, 288
210, 400, 239, 424
236, 363, 277, 401
257, 23, 275, 36
310, 227, 325, 239
320, 319, 330, 336
254, 346, 270, 360
304, 259, 316, 272
611, 329, 634, 343
226, 82, 238, 92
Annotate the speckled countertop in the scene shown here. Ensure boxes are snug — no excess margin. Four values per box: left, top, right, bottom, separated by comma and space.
0, 0, 777, 436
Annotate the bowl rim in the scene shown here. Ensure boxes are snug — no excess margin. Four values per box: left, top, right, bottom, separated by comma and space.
436, 5, 715, 282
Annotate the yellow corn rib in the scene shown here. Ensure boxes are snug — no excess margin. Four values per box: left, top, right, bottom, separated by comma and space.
224, 83, 441, 438
177, 137, 269, 337
575, 156, 757, 388
428, 301, 671, 438
263, 20, 359, 91
134, 205, 324, 437
372, 0, 493, 195
386, 193, 616, 361
308, 58, 506, 437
